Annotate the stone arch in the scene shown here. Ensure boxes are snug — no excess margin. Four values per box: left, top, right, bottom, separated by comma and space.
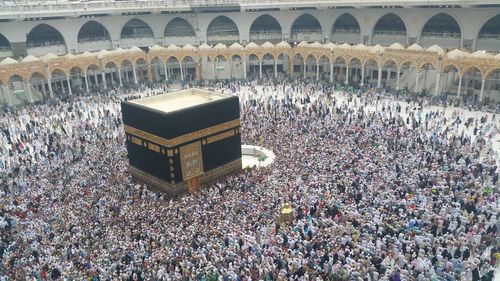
416, 62, 436, 93
207, 16, 240, 45
0, 33, 11, 52
181, 55, 196, 80
165, 17, 196, 37
213, 54, 229, 80
420, 13, 462, 49
78, 20, 112, 42
77, 20, 113, 52
166, 56, 181, 77
8, 74, 23, 84
29, 71, 46, 99
290, 13, 323, 43
463, 66, 483, 78
135, 58, 148, 82
229, 54, 243, 79
149, 56, 163, 65
249, 14, 282, 43
246, 54, 260, 79
121, 18, 155, 39
50, 69, 70, 97
319, 54, 330, 64
364, 58, 378, 69
381, 60, 398, 89
68, 66, 85, 91
86, 63, 101, 72
317, 55, 330, 80
51, 68, 67, 77
372, 13, 407, 46
332, 56, 348, 83
305, 54, 318, 79
476, 14, 500, 51
442, 63, 461, 74
86, 64, 103, 88
164, 17, 197, 45
382, 59, 398, 68
349, 57, 361, 66
462, 66, 483, 98
6, 74, 24, 102
26, 24, 67, 55
484, 68, 500, 102
347, 57, 362, 86
149, 56, 164, 81
262, 53, 275, 61
485, 67, 500, 80
103, 62, 120, 85
69, 66, 84, 76
120, 60, 134, 84
399, 61, 418, 91
30, 71, 45, 81
331, 13, 361, 44
260, 53, 275, 78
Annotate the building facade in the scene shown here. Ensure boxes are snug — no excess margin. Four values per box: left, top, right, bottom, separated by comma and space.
0, 0, 499, 105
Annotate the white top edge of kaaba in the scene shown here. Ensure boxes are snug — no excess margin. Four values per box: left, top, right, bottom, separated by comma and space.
130, 88, 230, 113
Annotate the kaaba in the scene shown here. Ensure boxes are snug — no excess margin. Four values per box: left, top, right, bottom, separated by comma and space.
121, 88, 242, 196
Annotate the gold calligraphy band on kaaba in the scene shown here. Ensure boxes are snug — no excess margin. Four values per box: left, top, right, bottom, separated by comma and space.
206, 129, 235, 145
124, 119, 240, 147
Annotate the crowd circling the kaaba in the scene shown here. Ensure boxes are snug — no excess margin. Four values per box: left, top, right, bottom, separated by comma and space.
0, 78, 499, 280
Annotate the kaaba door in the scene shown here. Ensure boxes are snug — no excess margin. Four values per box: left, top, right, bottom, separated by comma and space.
186, 176, 201, 192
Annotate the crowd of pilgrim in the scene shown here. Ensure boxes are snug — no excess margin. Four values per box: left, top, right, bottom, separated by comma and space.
0, 77, 498, 280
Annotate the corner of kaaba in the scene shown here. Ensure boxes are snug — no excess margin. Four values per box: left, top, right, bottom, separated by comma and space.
121, 88, 242, 196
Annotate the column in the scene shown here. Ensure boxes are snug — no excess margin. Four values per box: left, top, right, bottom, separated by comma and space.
118, 69, 123, 86
303, 61, 307, 79
243, 60, 247, 79
132, 65, 138, 84
125, 68, 129, 83
84, 74, 90, 92
59, 80, 65, 94
164, 64, 168, 81
396, 71, 400, 90
386, 69, 391, 86
213, 62, 216, 80
195, 62, 201, 80
457, 75, 462, 97
180, 62, 184, 80
66, 76, 73, 96
259, 61, 262, 79
345, 66, 349, 85
26, 82, 33, 103
377, 67, 382, 88
329, 62, 334, 83
93, 72, 98, 86
153, 64, 159, 81
415, 71, 420, 93
434, 71, 441, 96
101, 71, 106, 88
360, 67, 365, 86
316, 63, 320, 81
479, 79, 485, 101
1, 85, 12, 107
0, 85, 6, 106
274, 60, 278, 78
47, 78, 53, 97
110, 71, 115, 84
41, 80, 47, 97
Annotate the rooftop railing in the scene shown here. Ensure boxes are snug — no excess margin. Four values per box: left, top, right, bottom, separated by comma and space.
0, 0, 498, 15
